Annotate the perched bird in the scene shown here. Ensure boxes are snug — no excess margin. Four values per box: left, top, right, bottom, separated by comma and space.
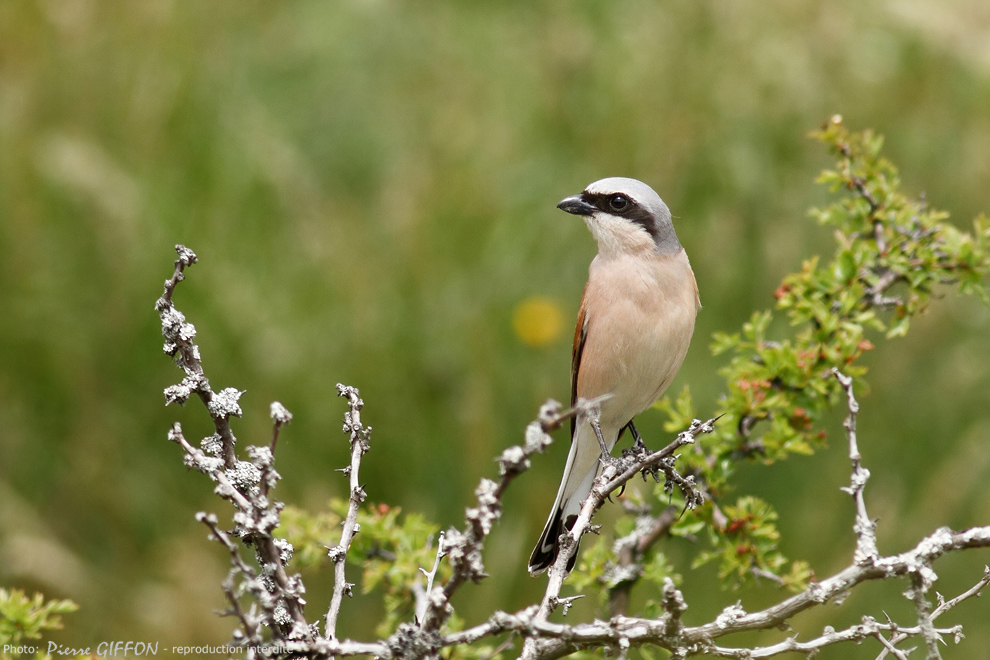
529, 177, 700, 576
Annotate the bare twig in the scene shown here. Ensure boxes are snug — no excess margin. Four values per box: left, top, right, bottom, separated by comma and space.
607, 506, 679, 616
259, 403, 292, 501
932, 565, 990, 619
325, 384, 371, 640
198, 513, 265, 647
702, 616, 960, 659
270, 401, 293, 454
416, 532, 447, 625
833, 369, 879, 565
875, 629, 912, 660
876, 565, 990, 659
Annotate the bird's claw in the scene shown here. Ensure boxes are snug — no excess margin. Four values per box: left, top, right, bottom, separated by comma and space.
598, 452, 625, 472
641, 463, 663, 483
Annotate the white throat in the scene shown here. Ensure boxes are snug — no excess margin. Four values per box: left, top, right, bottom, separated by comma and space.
584, 213, 658, 259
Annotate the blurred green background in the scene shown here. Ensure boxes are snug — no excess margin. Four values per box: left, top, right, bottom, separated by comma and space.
1, 0, 989, 656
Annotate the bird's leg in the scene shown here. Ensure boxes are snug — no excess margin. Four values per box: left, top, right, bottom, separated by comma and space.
593, 418, 623, 484
623, 420, 658, 482
626, 420, 648, 451
591, 418, 610, 457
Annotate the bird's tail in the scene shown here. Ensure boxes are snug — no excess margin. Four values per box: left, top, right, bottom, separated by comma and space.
528, 424, 604, 575
528, 501, 580, 575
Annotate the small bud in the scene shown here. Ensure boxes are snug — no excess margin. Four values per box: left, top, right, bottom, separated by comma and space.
175, 244, 198, 266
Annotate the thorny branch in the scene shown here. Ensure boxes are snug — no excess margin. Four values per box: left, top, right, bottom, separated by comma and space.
876, 566, 990, 660
415, 532, 446, 625
908, 571, 941, 660
515, 374, 990, 660
702, 617, 961, 659
534, 416, 716, 626
833, 369, 879, 565
325, 384, 371, 640
158, 246, 989, 660
603, 413, 728, 618
417, 396, 597, 635
607, 505, 679, 617
200, 512, 265, 644
446, 536, 990, 660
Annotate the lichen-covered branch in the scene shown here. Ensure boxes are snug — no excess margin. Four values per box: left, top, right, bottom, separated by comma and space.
198, 512, 266, 645
907, 571, 941, 660
158, 245, 312, 650
157, 245, 237, 470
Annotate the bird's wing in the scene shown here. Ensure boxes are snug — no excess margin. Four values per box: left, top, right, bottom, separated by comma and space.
570, 286, 590, 439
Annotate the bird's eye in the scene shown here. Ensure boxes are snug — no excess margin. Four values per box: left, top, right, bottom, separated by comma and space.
609, 194, 630, 212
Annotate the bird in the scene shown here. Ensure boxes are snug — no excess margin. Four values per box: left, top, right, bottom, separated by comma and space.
528, 177, 700, 576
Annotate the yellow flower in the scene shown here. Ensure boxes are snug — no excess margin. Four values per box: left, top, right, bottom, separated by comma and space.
512, 296, 565, 348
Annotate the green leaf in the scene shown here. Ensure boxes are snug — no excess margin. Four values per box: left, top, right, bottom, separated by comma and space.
0, 588, 78, 648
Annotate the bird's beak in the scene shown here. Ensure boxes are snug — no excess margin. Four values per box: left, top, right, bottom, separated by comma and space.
557, 195, 597, 216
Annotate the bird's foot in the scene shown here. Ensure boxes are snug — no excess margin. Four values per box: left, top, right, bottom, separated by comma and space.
625, 420, 648, 452
598, 452, 625, 471
599, 452, 629, 499
621, 437, 651, 462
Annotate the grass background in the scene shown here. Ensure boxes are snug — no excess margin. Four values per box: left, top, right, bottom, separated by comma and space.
1, 0, 989, 656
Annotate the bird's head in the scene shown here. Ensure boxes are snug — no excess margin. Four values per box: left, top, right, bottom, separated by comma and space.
557, 177, 681, 258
